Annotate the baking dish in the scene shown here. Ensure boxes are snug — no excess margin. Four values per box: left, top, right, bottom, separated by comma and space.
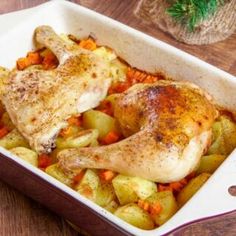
0, 1, 236, 235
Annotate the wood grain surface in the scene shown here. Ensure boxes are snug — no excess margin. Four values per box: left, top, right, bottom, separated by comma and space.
0, 1, 235, 236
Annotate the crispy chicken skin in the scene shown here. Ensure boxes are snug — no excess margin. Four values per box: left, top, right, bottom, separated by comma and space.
2, 26, 111, 153
58, 81, 218, 183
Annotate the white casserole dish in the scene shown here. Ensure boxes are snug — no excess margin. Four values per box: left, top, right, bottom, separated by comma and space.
0, 1, 236, 235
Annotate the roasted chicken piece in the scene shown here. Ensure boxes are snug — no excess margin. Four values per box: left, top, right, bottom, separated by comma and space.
1, 26, 111, 153
58, 81, 218, 183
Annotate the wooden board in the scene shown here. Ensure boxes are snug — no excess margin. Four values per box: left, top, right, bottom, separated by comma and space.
0, 0, 235, 235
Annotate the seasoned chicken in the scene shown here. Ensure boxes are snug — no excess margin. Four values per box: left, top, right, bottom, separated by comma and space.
2, 26, 111, 153
58, 80, 218, 183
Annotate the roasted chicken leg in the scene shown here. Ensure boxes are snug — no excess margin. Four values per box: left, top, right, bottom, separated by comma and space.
2, 26, 111, 153
58, 81, 218, 183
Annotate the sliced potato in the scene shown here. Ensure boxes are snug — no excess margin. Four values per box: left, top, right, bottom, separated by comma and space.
196, 154, 226, 174
208, 116, 236, 155
1, 112, 15, 131
177, 173, 210, 207
93, 46, 116, 62
0, 129, 29, 149
114, 203, 155, 230
10, 147, 38, 166
45, 164, 72, 186
76, 169, 100, 201
83, 110, 120, 139
0, 66, 9, 97
146, 191, 178, 225
95, 182, 116, 207
56, 129, 98, 149
110, 59, 128, 82
104, 200, 119, 213
112, 174, 157, 205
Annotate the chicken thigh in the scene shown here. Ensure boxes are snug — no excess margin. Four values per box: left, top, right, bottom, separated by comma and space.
2, 26, 111, 153
58, 80, 218, 183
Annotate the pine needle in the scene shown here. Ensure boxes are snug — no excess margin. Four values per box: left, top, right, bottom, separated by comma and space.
166, 0, 224, 31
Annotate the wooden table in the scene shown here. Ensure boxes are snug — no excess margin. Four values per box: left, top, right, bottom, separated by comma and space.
0, 1, 236, 235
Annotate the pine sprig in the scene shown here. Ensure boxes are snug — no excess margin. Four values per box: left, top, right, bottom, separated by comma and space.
166, 0, 224, 32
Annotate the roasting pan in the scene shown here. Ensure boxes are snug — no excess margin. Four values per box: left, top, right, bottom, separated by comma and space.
0, 1, 236, 235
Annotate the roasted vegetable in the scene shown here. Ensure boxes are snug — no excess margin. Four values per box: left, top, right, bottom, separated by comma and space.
114, 203, 155, 230
196, 154, 226, 174
76, 169, 100, 201
83, 110, 120, 139
56, 129, 99, 149
45, 164, 72, 186
112, 174, 157, 205
0, 129, 29, 149
95, 182, 116, 207
10, 147, 38, 166
177, 173, 210, 207
208, 115, 236, 155
146, 191, 178, 225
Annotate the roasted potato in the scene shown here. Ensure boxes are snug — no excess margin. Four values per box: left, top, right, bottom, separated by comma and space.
76, 169, 100, 201
196, 154, 226, 174
146, 191, 178, 226
0, 129, 29, 149
56, 129, 99, 149
112, 174, 157, 205
208, 115, 236, 155
104, 200, 119, 213
177, 173, 210, 207
83, 110, 120, 139
114, 203, 155, 230
95, 182, 116, 207
10, 147, 38, 166
45, 164, 72, 186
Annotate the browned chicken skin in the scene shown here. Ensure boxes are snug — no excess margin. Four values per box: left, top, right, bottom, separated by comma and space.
58, 80, 218, 183
2, 26, 111, 153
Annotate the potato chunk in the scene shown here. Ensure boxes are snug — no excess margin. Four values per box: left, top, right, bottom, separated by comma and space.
196, 154, 226, 174
45, 164, 72, 186
177, 173, 210, 207
112, 174, 157, 205
83, 110, 120, 139
56, 129, 98, 149
208, 115, 236, 155
114, 203, 155, 230
10, 147, 38, 166
0, 129, 29, 149
95, 182, 116, 207
146, 191, 178, 225
76, 169, 100, 201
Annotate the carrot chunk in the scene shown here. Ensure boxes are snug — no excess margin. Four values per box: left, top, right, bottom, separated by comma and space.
0, 126, 9, 138
72, 170, 86, 188
79, 38, 97, 51
67, 115, 82, 127
101, 131, 120, 145
99, 170, 116, 182
149, 202, 162, 216
38, 154, 51, 169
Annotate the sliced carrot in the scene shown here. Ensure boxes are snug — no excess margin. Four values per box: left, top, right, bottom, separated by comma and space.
38, 154, 51, 169
27, 52, 42, 65
17, 57, 30, 70
97, 100, 113, 116
0, 126, 9, 138
126, 67, 160, 85
99, 170, 116, 182
138, 199, 150, 211
72, 170, 86, 187
149, 202, 162, 216
79, 38, 97, 51
42, 51, 58, 70
108, 81, 131, 94
101, 131, 120, 145
59, 126, 74, 138
169, 182, 184, 192
158, 184, 172, 192
67, 115, 82, 127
